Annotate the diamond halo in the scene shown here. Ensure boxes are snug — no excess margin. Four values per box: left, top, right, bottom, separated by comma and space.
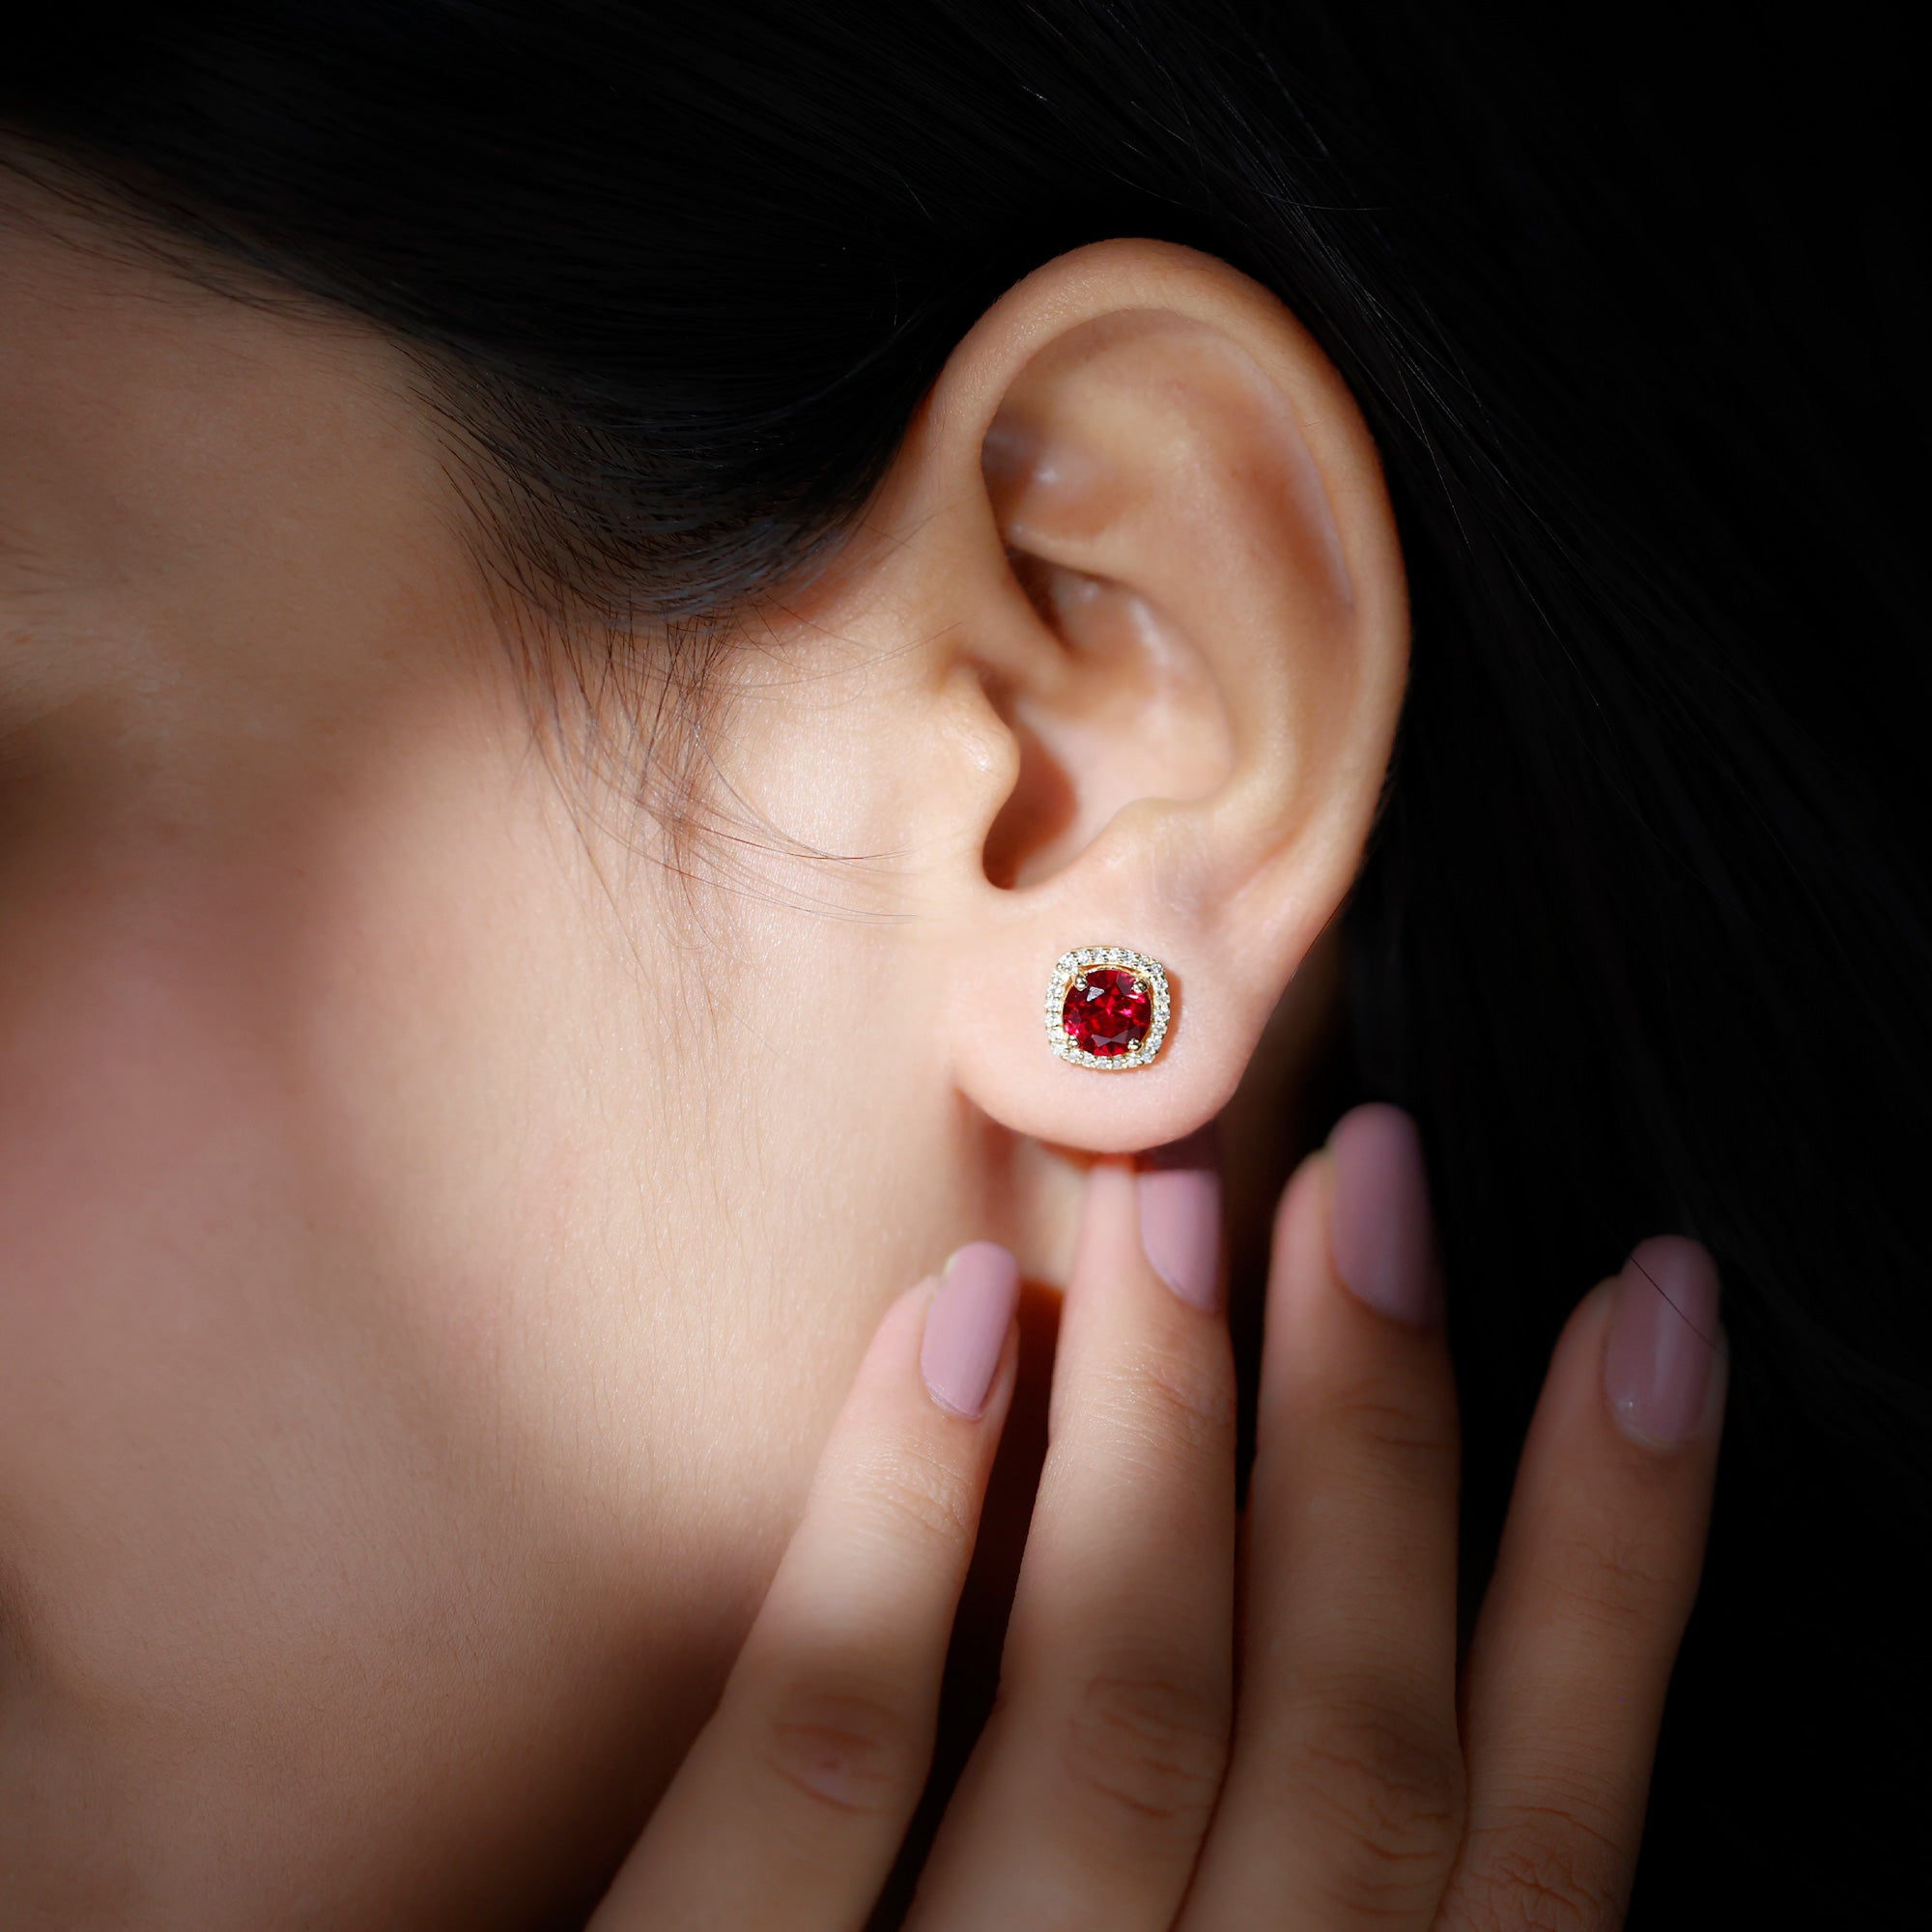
1044, 946, 1172, 1071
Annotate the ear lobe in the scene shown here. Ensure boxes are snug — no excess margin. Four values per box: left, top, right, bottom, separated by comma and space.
893, 246, 1408, 1153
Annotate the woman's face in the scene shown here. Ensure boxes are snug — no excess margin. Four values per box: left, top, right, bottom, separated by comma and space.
0, 200, 1035, 1919
0, 177, 1405, 1921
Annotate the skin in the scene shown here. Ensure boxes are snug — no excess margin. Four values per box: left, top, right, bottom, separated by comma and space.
0, 177, 1725, 1927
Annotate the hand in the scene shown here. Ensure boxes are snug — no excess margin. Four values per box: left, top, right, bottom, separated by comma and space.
589, 1102, 1727, 1929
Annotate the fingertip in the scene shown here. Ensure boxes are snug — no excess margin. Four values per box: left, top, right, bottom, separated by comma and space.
1136, 1138, 1224, 1312
1605, 1236, 1726, 1451
1622, 1236, 1722, 1330
921, 1242, 1021, 1420
1273, 1141, 1334, 1239
1262, 1144, 1336, 1321
1065, 1154, 1141, 1290
1324, 1103, 1441, 1326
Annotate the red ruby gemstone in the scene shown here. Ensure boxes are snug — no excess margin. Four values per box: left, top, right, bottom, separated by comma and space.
1062, 966, 1151, 1057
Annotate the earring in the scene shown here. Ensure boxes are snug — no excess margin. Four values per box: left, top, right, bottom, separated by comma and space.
1045, 946, 1171, 1070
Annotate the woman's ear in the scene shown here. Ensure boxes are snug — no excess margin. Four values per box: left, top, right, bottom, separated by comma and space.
820, 240, 1407, 1154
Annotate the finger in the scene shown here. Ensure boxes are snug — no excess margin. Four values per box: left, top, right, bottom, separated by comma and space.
1182, 1103, 1464, 1930
1437, 1236, 1726, 1932
907, 1137, 1237, 1931
590, 1243, 1022, 1932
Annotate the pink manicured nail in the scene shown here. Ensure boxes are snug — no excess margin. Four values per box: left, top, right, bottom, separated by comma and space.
920, 1242, 1021, 1419
1605, 1236, 1722, 1447
1325, 1103, 1442, 1325
1137, 1123, 1223, 1312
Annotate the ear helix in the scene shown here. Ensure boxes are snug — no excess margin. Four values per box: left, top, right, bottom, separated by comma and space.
1044, 945, 1172, 1070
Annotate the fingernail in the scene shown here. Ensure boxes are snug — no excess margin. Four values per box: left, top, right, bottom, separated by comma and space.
1325, 1103, 1441, 1324
1604, 1236, 1722, 1448
1137, 1122, 1222, 1312
920, 1241, 1021, 1419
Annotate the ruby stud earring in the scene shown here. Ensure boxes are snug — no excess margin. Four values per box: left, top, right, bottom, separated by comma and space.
1045, 946, 1171, 1070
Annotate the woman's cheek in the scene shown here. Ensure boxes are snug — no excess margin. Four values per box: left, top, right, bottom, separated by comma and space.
0, 856, 413, 1680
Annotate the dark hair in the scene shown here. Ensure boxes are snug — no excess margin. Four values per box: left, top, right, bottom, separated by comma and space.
7, 3, 1926, 1921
